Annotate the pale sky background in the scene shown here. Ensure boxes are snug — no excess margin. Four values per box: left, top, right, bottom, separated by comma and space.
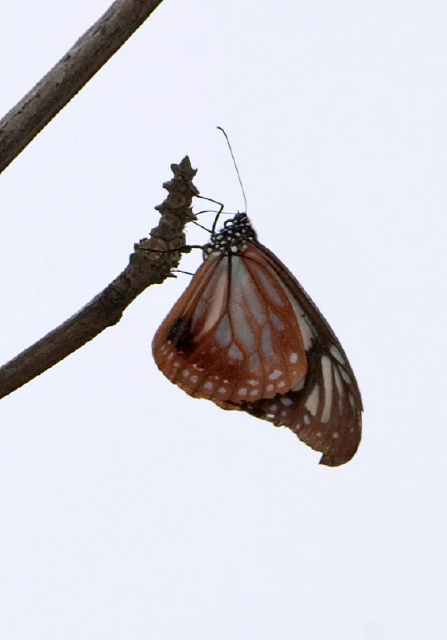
0, 1, 446, 638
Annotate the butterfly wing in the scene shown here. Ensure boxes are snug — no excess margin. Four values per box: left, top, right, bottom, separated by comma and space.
153, 213, 362, 467
237, 240, 363, 466
152, 244, 309, 405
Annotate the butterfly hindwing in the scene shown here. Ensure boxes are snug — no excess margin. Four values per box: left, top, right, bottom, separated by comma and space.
236, 239, 363, 465
241, 341, 362, 466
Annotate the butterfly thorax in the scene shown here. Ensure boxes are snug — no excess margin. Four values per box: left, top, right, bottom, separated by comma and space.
203, 213, 257, 258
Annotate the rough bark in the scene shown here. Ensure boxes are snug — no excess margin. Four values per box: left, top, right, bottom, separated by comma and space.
0, 0, 164, 174
0, 156, 198, 399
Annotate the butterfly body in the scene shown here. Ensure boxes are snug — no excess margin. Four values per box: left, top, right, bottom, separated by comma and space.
153, 213, 362, 466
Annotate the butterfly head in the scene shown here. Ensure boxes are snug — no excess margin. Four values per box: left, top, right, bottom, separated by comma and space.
204, 213, 257, 258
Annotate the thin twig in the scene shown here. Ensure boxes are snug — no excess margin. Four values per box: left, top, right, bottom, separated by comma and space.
0, 156, 198, 400
0, 0, 164, 174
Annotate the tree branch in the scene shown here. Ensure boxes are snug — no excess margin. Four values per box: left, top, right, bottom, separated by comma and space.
0, 0, 164, 174
0, 156, 199, 400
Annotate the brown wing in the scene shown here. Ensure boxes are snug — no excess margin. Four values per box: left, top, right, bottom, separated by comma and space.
152, 244, 309, 404
153, 236, 362, 467
233, 240, 363, 466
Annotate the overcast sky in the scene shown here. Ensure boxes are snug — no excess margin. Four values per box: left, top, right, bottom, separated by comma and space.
1, 1, 446, 638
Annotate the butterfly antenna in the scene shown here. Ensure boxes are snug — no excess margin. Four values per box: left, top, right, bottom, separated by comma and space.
217, 127, 248, 213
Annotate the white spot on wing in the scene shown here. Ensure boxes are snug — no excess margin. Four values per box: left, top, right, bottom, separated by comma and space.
333, 367, 343, 396
268, 369, 282, 380
238, 388, 247, 396
330, 345, 345, 364
333, 367, 344, 411
305, 384, 320, 416
290, 353, 298, 363
321, 355, 334, 423
204, 381, 213, 390
296, 315, 314, 350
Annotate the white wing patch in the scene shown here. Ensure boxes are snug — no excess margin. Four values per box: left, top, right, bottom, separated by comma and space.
321, 355, 333, 423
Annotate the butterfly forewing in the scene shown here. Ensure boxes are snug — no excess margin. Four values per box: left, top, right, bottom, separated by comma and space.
152, 243, 308, 404
152, 213, 362, 466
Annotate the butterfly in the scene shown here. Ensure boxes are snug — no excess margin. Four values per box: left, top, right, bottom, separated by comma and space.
152, 213, 362, 466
